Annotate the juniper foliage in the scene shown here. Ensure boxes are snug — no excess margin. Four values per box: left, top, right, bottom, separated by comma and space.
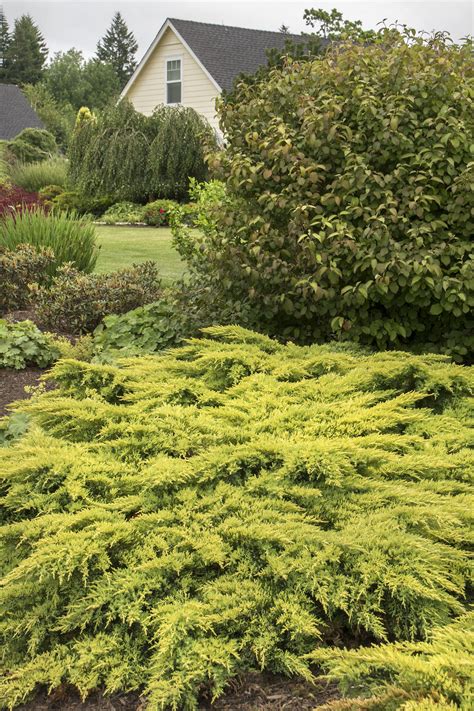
0, 327, 473, 709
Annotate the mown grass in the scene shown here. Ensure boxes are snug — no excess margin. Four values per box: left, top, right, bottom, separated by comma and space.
95, 225, 185, 285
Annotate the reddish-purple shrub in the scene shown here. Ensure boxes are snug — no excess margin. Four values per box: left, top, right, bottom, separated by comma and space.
0, 185, 46, 218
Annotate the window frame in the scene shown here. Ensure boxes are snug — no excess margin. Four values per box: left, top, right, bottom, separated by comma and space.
165, 56, 183, 105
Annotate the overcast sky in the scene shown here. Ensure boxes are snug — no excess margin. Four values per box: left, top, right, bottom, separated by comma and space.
2, 1, 473, 60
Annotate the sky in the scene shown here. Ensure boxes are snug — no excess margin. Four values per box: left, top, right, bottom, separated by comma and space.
2, 1, 473, 60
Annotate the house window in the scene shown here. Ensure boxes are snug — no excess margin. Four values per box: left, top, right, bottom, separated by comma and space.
166, 58, 182, 104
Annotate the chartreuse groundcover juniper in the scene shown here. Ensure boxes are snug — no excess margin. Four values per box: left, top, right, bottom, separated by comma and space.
0, 327, 473, 710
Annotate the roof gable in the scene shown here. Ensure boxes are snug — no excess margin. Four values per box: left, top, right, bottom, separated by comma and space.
0, 84, 44, 140
122, 18, 310, 99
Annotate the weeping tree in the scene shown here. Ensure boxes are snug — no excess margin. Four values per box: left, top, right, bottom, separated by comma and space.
148, 106, 213, 199
68, 100, 215, 202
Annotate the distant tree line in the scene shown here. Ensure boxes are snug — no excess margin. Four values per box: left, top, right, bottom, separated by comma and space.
0, 8, 138, 148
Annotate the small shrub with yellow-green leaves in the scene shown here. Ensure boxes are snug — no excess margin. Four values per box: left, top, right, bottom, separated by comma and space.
0, 327, 472, 709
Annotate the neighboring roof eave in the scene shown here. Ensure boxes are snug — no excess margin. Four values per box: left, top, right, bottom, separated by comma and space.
120, 18, 222, 99
0, 83, 44, 140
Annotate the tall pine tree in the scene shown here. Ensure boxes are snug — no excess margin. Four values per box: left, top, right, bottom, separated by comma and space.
96, 12, 138, 87
0, 6, 10, 81
5, 14, 48, 85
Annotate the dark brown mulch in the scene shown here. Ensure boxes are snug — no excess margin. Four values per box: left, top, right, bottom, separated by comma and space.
200, 672, 340, 709
3, 309, 41, 326
17, 675, 340, 711
0, 366, 51, 417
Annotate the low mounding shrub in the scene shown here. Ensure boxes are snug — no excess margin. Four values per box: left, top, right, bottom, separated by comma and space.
0, 327, 472, 708
0, 244, 54, 314
38, 184, 64, 202
7, 128, 58, 164
93, 293, 191, 358
141, 199, 176, 226
101, 201, 145, 225
0, 319, 59, 368
0, 209, 98, 277
194, 32, 474, 361
142, 199, 198, 227
0, 184, 45, 218
52, 190, 113, 217
33, 262, 162, 333
100, 200, 198, 227
10, 157, 68, 193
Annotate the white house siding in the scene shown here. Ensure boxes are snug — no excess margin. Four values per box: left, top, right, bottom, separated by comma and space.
124, 27, 220, 131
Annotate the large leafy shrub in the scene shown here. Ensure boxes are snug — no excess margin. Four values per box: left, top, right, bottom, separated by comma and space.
186, 32, 474, 361
0, 209, 98, 276
0, 327, 472, 708
0, 244, 54, 313
10, 157, 68, 193
7, 128, 58, 164
0, 319, 59, 368
68, 100, 215, 202
32, 262, 162, 333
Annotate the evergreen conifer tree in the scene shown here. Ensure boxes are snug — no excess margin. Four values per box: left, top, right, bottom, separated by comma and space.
0, 6, 10, 81
96, 12, 138, 87
5, 14, 48, 85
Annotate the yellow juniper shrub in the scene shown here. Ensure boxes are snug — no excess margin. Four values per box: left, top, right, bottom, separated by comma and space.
0, 327, 473, 709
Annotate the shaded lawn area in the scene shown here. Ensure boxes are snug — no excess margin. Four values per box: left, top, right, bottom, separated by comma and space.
95, 225, 186, 285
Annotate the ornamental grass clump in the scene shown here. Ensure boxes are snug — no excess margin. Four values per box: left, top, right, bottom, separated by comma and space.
10, 157, 68, 193
0, 208, 98, 276
0, 327, 473, 709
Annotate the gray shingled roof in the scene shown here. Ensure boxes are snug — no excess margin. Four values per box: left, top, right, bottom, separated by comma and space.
0, 84, 44, 140
169, 18, 308, 92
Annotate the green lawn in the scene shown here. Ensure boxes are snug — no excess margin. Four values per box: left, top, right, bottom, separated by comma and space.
95, 225, 186, 284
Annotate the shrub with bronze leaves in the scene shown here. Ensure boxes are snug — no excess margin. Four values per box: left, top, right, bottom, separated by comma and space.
0, 244, 54, 314
32, 261, 162, 333
186, 31, 474, 361
0, 327, 472, 709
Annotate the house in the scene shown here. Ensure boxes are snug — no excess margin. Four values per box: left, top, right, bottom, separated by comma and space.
0, 84, 44, 140
121, 18, 305, 131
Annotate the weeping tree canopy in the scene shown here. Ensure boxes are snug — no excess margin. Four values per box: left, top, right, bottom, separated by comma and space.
68, 100, 215, 202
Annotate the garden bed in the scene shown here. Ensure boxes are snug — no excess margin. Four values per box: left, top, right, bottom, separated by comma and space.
16, 675, 340, 710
